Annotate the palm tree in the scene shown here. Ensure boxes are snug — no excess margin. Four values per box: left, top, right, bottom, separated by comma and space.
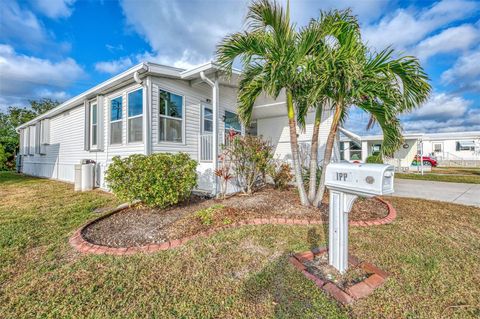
294, 10, 361, 203
299, 12, 432, 207
216, 0, 331, 205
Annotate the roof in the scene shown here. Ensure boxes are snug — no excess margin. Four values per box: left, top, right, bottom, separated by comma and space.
340, 127, 480, 142
16, 61, 241, 131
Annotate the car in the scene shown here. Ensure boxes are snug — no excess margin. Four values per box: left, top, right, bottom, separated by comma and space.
412, 155, 438, 167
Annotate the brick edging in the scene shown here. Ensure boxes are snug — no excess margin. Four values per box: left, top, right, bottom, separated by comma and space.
69, 197, 397, 255
289, 247, 389, 305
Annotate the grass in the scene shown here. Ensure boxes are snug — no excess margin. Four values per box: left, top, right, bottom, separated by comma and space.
1, 172, 480, 318
396, 167, 480, 184
432, 167, 480, 176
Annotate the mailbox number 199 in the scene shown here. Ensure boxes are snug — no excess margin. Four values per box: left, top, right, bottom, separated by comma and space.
336, 172, 348, 181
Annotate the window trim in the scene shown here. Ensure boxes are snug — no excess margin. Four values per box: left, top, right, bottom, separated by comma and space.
157, 87, 185, 144
127, 87, 144, 144
456, 140, 475, 152
433, 142, 443, 153
224, 110, 242, 134
109, 94, 123, 146
201, 104, 213, 134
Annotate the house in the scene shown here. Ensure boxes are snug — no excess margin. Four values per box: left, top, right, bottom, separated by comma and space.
339, 128, 480, 168
16, 61, 337, 195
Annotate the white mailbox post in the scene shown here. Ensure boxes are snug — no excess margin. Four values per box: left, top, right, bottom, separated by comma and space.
325, 163, 395, 273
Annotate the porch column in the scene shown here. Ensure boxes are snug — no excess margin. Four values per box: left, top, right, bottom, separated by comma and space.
344, 143, 350, 161
212, 78, 219, 195
200, 71, 219, 195
361, 141, 368, 161
143, 76, 152, 155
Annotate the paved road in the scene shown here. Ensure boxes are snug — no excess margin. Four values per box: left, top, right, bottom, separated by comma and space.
393, 179, 480, 207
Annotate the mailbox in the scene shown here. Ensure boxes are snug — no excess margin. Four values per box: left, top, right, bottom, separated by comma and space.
325, 162, 395, 273
325, 163, 394, 197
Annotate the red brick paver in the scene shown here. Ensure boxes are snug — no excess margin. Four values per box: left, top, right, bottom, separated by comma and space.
69, 197, 396, 256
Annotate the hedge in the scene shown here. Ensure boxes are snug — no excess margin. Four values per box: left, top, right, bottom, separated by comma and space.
105, 153, 198, 208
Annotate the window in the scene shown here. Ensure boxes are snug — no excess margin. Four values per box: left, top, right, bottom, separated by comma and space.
110, 96, 123, 144
349, 142, 362, 160
339, 142, 345, 160
224, 110, 241, 135
128, 89, 143, 143
372, 144, 381, 155
456, 141, 475, 151
202, 105, 213, 133
433, 143, 442, 152
90, 102, 98, 147
159, 89, 183, 142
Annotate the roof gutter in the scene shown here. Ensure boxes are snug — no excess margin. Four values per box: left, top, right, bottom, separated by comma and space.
338, 127, 362, 143
200, 71, 219, 195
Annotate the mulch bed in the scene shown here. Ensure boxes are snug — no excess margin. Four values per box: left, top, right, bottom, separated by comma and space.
303, 253, 371, 291
82, 186, 388, 248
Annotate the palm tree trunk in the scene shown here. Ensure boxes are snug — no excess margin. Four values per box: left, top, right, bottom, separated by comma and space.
286, 90, 309, 206
313, 103, 342, 207
308, 104, 323, 202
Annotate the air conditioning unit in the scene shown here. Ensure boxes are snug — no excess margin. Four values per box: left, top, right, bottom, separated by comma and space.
74, 159, 96, 191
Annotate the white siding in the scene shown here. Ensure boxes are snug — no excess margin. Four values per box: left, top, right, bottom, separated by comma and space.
19, 75, 241, 191
257, 108, 335, 164
150, 76, 239, 160
21, 81, 147, 188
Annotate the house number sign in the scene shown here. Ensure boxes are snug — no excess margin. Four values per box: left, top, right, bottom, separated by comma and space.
336, 172, 348, 181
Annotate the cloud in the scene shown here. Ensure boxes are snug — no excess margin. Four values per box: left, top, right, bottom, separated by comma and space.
136, 51, 208, 70
0, 1, 71, 54
406, 92, 471, 120
0, 44, 84, 107
401, 92, 479, 132
363, 0, 480, 51
291, 0, 390, 25
119, 0, 247, 67
345, 92, 478, 134
31, 0, 77, 19
0, 1, 48, 50
95, 57, 133, 74
414, 24, 480, 61
442, 48, 480, 92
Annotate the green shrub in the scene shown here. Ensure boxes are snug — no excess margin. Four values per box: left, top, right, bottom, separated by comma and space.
366, 154, 383, 164
222, 135, 274, 195
195, 205, 224, 225
105, 153, 198, 208
268, 161, 293, 190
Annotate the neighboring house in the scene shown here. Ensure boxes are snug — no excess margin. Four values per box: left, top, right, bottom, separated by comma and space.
16, 62, 337, 195
340, 128, 480, 168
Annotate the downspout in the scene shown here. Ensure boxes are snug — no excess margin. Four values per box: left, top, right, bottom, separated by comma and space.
200, 71, 219, 195
134, 70, 152, 155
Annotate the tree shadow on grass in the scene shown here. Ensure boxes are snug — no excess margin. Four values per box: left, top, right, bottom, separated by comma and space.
240, 252, 345, 318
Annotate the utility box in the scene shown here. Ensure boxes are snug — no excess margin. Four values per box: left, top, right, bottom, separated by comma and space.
74, 164, 82, 191
325, 163, 394, 197
74, 160, 96, 192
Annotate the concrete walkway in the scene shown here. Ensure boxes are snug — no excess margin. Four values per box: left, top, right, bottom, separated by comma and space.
393, 179, 480, 207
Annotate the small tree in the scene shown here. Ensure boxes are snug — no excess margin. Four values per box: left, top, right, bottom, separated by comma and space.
220, 135, 274, 195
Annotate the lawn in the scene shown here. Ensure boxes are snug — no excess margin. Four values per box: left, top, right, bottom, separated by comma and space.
1, 172, 479, 318
396, 167, 480, 184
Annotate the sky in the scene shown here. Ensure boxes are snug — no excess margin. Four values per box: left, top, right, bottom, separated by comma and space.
0, 0, 479, 134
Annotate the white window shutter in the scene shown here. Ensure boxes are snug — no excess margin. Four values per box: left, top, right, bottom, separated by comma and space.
29, 126, 35, 155
35, 122, 41, 154
19, 129, 24, 155
97, 95, 104, 150
84, 100, 90, 151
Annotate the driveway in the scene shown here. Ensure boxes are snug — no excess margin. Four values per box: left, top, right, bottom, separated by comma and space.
393, 179, 480, 207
